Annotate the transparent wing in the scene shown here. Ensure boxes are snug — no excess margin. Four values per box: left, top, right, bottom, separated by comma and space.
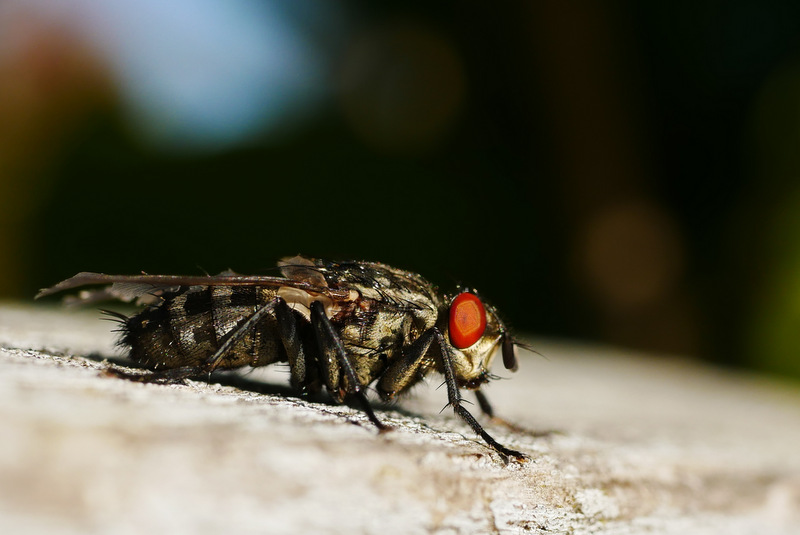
36, 271, 351, 303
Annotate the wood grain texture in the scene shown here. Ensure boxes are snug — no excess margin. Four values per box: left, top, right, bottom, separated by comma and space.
1, 304, 799, 534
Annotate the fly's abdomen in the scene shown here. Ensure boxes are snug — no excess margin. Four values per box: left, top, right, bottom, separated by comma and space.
209, 285, 284, 368
123, 286, 216, 369
122, 285, 284, 370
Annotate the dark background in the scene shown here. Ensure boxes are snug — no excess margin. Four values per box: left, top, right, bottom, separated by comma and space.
3, 1, 800, 380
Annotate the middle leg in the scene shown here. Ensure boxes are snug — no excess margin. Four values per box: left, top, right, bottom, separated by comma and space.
309, 301, 387, 430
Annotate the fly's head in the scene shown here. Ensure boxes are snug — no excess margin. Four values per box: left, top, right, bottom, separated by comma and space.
443, 291, 520, 390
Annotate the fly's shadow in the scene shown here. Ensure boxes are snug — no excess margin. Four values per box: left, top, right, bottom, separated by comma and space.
81, 351, 421, 420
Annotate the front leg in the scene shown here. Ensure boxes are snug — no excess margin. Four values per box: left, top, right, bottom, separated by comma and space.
434, 328, 527, 460
380, 327, 528, 461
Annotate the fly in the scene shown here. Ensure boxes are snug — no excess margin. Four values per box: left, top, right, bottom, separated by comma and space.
37, 255, 529, 460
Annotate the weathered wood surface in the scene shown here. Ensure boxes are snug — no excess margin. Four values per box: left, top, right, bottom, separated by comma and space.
1, 303, 799, 534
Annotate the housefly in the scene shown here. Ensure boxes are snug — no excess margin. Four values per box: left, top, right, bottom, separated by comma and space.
37, 256, 528, 460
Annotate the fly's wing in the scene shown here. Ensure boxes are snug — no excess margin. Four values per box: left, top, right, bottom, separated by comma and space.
278, 257, 372, 300
36, 270, 352, 305
278, 255, 328, 287
62, 281, 174, 307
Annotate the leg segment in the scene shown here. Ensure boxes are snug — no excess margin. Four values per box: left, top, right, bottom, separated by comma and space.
309, 302, 341, 399
475, 389, 495, 418
380, 326, 527, 460
204, 299, 279, 372
274, 298, 318, 393
376, 328, 437, 399
475, 388, 526, 433
310, 301, 386, 430
431, 327, 527, 460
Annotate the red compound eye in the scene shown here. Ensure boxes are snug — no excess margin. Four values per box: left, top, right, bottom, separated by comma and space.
449, 292, 487, 349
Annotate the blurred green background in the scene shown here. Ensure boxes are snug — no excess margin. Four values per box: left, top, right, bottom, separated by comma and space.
2, 1, 800, 379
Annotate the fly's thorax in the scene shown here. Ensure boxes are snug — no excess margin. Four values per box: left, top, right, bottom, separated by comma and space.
277, 286, 358, 321
323, 261, 442, 329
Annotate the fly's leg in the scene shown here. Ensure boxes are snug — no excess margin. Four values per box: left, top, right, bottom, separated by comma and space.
474, 388, 526, 433
379, 327, 527, 461
309, 302, 341, 400
433, 329, 527, 460
474, 389, 495, 418
204, 300, 279, 372
273, 298, 318, 394
309, 301, 387, 431
376, 329, 437, 399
